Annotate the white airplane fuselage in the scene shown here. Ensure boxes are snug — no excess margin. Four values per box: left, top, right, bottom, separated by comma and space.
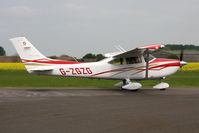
10, 37, 186, 90
24, 57, 180, 80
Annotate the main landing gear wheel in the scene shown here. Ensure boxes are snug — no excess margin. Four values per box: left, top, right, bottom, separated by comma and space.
115, 79, 142, 91
130, 89, 139, 92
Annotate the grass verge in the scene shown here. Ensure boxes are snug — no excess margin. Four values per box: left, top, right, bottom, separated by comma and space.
0, 70, 199, 88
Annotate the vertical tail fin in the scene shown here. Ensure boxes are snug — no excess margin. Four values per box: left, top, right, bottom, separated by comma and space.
10, 37, 48, 61
9, 37, 52, 72
10, 37, 80, 72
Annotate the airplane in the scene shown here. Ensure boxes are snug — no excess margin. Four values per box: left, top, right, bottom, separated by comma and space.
10, 37, 187, 91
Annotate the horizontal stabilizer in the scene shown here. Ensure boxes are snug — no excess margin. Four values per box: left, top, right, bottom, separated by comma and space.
28, 66, 54, 71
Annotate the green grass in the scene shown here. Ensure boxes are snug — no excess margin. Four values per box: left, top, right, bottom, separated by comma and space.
0, 70, 199, 88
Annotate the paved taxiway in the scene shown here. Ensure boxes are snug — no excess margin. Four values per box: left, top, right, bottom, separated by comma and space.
0, 87, 199, 133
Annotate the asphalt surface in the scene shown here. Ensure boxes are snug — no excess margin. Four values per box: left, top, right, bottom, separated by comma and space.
0, 87, 199, 133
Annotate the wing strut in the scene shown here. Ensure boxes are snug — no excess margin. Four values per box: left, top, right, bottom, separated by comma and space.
145, 49, 149, 79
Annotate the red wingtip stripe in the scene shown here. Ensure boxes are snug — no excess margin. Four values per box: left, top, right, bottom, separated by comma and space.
138, 44, 164, 50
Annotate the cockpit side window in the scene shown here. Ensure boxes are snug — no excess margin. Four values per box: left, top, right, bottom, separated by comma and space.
126, 56, 142, 64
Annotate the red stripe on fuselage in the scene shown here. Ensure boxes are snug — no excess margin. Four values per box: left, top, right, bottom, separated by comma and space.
149, 62, 180, 70
92, 58, 180, 76
22, 58, 82, 64
91, 67, 135, 76
150, 58, 179, 63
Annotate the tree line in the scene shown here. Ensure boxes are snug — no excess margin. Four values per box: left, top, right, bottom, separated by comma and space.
165, 44, 199, 51
1, 44, 199, 61
49, 53, 105, 61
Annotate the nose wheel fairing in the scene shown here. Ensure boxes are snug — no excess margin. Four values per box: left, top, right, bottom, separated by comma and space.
153, 82, 169, 90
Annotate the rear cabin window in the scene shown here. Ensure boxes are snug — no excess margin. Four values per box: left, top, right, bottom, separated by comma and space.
109, 58, 124, 65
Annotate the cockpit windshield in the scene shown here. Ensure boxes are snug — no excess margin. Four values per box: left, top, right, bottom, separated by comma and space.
143, 52, 155, 62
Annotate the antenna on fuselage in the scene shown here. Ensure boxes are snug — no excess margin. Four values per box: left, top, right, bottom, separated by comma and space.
179, 45, 184, 71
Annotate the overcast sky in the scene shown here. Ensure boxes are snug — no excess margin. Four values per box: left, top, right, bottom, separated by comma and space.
1, 0, 199, 57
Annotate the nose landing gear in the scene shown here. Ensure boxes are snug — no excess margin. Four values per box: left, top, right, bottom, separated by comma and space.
153, 79, 169, 90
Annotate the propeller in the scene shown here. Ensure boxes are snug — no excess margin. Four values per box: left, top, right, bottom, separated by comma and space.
180, 45, 184, 62
179, 45, 187, 70
145, 49, 149, 79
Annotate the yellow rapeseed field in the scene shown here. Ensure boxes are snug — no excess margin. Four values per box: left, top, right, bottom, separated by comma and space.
0, 63, 25, 70
0, 62, 199, 71
181, 62, 199, 71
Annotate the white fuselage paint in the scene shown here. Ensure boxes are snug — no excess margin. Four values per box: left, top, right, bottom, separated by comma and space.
29, 57, 180, 80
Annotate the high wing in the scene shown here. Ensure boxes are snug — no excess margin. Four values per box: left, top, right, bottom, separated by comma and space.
104, 51, 123, 58
138, 44, 164, 50
113, 44, 164, 58
114, 48, 144, 58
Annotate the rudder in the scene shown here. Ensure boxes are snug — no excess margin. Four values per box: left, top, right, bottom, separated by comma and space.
9, 37, 48, 61
10, 37, 52, 72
